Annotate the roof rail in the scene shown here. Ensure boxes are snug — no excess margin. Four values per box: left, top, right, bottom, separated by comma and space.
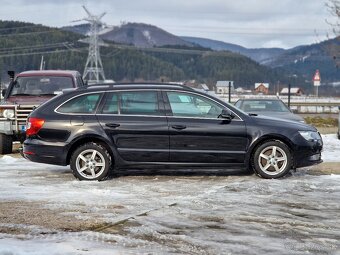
85, 82, 195, 91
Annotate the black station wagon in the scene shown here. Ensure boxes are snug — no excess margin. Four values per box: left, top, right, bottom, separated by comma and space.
23, 83, 323, 180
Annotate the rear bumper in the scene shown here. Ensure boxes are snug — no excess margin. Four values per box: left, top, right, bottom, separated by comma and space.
23, 139, 68, 166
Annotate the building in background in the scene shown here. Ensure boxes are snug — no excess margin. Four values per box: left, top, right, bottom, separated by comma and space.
255, 83, 269, 94
216, 81, 234, 94
280, 87, 304, 96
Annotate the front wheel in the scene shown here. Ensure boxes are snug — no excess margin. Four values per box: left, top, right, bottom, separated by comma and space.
70, 142, 112, 181
252, 140, 292, 179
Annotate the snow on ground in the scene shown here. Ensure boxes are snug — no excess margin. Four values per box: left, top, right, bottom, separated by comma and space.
0, 134, 339, 254
321, 134, 340, 162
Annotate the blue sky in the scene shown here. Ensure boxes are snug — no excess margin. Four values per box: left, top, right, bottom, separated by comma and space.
0, 0, 336, 49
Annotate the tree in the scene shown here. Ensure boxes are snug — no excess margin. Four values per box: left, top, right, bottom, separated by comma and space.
326, 0, 340, 68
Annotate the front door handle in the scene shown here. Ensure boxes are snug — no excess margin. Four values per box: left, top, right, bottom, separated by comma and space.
105, 123, 120, 128
171, 125, 186, 130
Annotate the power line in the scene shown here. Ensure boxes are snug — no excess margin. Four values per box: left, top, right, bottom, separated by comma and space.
0, 42, 74, 54
0, 47, 87, 58
0, 30, 58, 38
0, 25, 42, 32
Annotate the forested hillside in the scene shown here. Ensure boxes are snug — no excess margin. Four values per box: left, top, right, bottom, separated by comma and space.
0, 20, 289, 89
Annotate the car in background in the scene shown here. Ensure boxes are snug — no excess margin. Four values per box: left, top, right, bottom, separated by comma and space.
23, 83, 322, 181
234, 98, 305, 123
0, 70, 85, 154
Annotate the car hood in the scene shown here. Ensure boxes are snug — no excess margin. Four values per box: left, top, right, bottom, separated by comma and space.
249, 114, 316, 132
6, 96, 53, 105
247, 111, 304, 122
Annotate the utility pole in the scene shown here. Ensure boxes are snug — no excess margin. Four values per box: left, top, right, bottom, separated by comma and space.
288, 83, 291, 108
228, 81, 231, 103
76, 6, 106, 84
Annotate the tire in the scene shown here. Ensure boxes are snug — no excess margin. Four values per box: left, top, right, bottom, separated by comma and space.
70, 142, 112, 181
252, 140, 292, 179
0, 134, 13, 155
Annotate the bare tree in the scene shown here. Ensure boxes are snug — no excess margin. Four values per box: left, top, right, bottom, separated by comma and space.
326, 0, 340, 68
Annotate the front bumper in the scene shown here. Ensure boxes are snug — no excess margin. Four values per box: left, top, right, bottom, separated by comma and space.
0, 120, 14, 135
293, 137, 323, 168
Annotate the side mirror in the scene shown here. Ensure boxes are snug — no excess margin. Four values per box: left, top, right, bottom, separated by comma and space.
7, 71, 15, 80
218, 109, 235, 121
1, 89, 7, 97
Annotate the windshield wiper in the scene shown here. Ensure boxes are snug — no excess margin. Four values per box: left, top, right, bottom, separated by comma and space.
39, 93, 58, 96
10, 93, 34, 96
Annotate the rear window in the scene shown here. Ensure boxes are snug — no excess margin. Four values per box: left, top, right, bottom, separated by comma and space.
9, 76, 74, 96
239, 100, 290, 112
57, 93, 101, 114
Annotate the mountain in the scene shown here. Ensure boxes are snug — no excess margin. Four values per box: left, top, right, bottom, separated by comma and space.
181, 36, 286, 64
63, 22, 193, 48
182, 36, 339, 82
0, 20, 286, 89
101, 23, 194, 48
62, 23, 90, 35
266, 37, 340, 82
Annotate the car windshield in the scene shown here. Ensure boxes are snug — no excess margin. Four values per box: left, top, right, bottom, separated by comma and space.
239, 100, 290, 113
9, 76, 74, 97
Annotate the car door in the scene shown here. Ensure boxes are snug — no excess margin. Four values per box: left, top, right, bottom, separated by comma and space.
96, 90, 169, 162
164, 90, 247, 164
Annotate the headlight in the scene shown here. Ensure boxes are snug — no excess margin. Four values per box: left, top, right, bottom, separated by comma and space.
3, 109, 15, 118
299, 131, 321, 141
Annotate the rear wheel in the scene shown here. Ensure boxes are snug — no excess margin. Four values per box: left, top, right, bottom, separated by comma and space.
252, 140, 292, 179
0, 134, 13, 154
70, 142, 112, 181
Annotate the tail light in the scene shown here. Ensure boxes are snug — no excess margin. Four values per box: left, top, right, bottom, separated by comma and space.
26, 118, 45, 137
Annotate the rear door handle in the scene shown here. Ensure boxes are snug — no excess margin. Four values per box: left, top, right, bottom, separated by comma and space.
171, 125, 186, 130
105, 123, 120, 128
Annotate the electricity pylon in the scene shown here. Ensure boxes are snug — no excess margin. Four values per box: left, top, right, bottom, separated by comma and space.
76, 6, 106, 84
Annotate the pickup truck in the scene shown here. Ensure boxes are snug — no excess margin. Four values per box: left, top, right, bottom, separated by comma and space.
0, 70, 85, 154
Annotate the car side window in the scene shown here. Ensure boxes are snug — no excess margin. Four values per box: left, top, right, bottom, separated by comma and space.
166, 91, 223, 118
58, 93, 101, 114
120, 91, 160, 115
101, 91, 160, 116
101, 93, 118, 114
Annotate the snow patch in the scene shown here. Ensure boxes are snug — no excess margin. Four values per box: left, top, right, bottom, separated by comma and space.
321, 134, 340, 162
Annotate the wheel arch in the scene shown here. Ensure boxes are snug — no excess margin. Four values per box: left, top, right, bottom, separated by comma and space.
66, 134, 115, 165
245, 134, 295, 170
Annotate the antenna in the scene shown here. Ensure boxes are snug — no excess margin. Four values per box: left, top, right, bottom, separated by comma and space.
76, 5, 106, 84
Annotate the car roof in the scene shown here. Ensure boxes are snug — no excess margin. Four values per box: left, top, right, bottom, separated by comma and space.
17, 70, 80, 77
80, 83, 196, 92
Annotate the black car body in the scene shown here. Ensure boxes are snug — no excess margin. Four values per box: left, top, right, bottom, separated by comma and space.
23, 83, 323, 180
